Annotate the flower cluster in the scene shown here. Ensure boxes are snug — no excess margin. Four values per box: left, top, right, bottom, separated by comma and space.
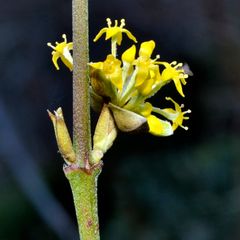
89, 18, 191, 136
47, 18, 192, 164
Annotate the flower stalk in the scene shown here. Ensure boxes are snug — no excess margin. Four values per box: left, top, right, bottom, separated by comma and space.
68, 0, 101, 239
64, 165, 101, 240
72, 0, 91, 169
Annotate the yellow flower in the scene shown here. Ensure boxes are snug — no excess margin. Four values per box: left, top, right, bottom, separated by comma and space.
94, 18, 137, 45
133, 41, 161, 96
153, 97, 191, 130
90, 55, 123, 90
89, 19, 192, 138
47, 34, 73, 71
160, 61, 188, 97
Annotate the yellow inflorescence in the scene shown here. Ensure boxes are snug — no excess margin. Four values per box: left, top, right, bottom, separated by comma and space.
90, 18, 191, 136
48, 18, 192, 137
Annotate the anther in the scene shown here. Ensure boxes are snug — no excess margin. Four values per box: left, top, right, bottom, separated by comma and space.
176, 63, 183, 68
62, 34, 67, 42
106, 18, 112, 27
120, 19, 126, 28
47, 42, 55, 50
181, 126, 189, 130
153, 54, 160, 61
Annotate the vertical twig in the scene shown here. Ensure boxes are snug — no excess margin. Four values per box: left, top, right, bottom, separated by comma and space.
66, 0, 101, 239
72, 0, 91, 169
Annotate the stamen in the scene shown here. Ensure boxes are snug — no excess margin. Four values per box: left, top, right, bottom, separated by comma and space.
175, 63, 183, 68
62, 34, 67, 42
106, 18, 112, 27
179, 73, 185, 78
153, 54, 160, 61
181, 125, 189, 130
47, 42, 55, 50
171, 61, 177, 66
120, 19, 125, 28
114, 20, 118, 27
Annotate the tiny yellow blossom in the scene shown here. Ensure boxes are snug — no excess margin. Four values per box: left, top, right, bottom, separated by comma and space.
94, 18, 137, 45
47, 34, 73, 71
153, 97, 191, 130
89, 19, 192, 137
160, 61, 189, 97
90, 55, 123, 90
134, 41, 161, 91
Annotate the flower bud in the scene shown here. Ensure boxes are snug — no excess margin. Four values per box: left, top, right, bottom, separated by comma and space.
92, 105, 118, 164
47, 108, 76, 165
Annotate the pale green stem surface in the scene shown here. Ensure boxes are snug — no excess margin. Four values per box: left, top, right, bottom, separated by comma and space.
65, 167, 101, 240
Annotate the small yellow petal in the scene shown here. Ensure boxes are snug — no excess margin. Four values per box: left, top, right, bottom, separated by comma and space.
139, 40, 155, 59
122, 29, 137, 43
93, 28, 107, 42
173, 78, 185, 97
122, 45, 136, 63
137, 78, 155, 96
52, 52, 60, 70
89, 62, 104, 70
147, 115, 173, 136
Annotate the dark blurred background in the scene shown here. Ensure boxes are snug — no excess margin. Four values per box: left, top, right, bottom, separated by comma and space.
1, 0, 240, 239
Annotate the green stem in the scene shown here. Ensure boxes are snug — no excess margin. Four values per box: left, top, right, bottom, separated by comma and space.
65, 166, 101, 240
111, 39, 117, 57
70, 0, 101, 240
72, 0, 91, 169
